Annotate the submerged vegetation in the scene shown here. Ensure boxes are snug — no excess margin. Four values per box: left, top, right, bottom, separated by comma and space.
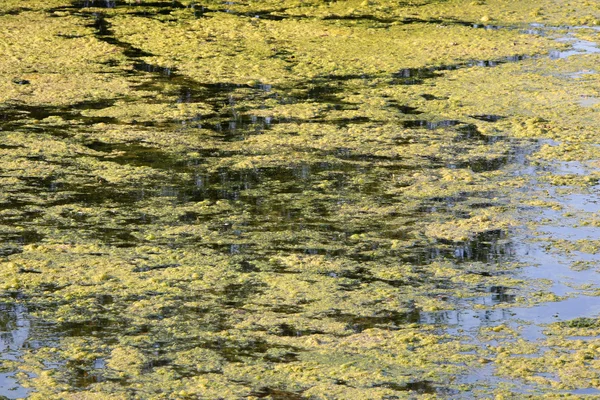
1, 0, 600, 398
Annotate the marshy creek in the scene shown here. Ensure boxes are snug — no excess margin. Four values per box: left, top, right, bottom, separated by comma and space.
1, 0, 600, 398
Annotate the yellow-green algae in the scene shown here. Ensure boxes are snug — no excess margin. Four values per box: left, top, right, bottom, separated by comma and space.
1, 0, 600, 398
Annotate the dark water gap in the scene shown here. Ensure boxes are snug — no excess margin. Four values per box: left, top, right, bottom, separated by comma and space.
0, 7, 33, 17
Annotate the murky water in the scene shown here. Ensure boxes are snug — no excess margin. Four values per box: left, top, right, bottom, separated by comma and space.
1, 1, 600, 398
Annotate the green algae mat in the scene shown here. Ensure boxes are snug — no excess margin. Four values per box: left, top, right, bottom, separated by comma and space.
1, 0, 600, 398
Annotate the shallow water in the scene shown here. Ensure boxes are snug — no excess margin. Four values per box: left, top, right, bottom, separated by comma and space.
0, 304, 32, 399
1, 0, 600, 398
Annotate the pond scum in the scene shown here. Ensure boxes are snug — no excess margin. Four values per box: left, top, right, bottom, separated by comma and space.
0, 0, 600, 398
